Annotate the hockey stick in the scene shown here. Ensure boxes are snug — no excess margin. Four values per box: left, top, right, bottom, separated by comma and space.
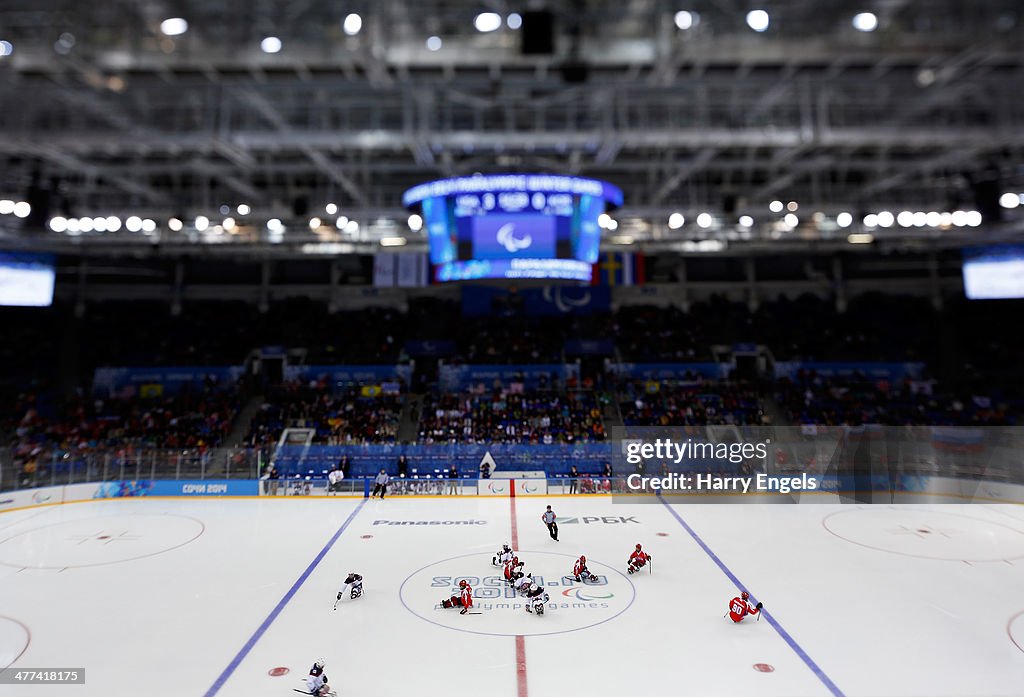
333, 596, 340, 611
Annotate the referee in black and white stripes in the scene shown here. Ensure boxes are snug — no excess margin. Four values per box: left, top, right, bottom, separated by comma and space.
541, 505, 559, 541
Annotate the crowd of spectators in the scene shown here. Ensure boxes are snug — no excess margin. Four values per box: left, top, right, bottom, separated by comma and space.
418, 390, 605, 444
774, 369, 1014, 427
245, 380, 403, 446
617, 379, 766, 427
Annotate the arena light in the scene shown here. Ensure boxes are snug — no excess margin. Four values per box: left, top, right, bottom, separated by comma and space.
79, 217, 95, 233
236, 203, 251, 216
852, 12, 878, 32
65, 218, 81, 235
194, 215, 209, 232
13, 201, 31, 218
863, 213, 878, 227
787, 201, 799, 212
0, 200, 13, 214
474, 12, 503, 33
49, 216, 68, 233
159, 18, 189, 36
142, 218, 157, 233
1000, 192, 1020, 209
598, 213, 612, 229
260, 36, 282, 54
266, 218, 283, 233
93, 216, 108, 232
607, 219, 619, 231
925, 211, 942, 227
124, 216, 141, 232
783, 213, 799, 228
168, 217, 183, 232
344, 220, 360, 234
951, 210, 968, 227
738, 215, 754, 228
965, 210, 983, 227
507, 13, 523, 30
912, 211, 927, 227
335, 216, 349, 229
223, 217, 237, 231
343, 13, 362, 36
0, 40, 13, 57
769, 200, 784, 213
696, 212, 713, 228
611, 235, 635, 245
836, 212, 853, 228
309, 217, 322, 230
380, 236, 407, 247
674, 11, 696, 30
667, 212, 685, 229
848, 232, 874, 244
897, 211, 914, 227
746, 10, 770, 32
876, 210, 894, 227
408, 214, 423, 231
325, 203, 338, 215
426, 36, 442, 51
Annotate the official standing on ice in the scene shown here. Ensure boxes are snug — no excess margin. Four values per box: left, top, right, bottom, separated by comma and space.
541, 505, 559, 541
372, 469, 389, 499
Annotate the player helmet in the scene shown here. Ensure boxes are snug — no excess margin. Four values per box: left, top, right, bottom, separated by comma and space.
579, 555, 586, 562
636, 543, 642, 550
459, 579, 468, 589
314, 659, 325, 670
512, 556, 519, 564
503, 544, 511, 552
530, 583, 538, 592
741, 591, 749, 601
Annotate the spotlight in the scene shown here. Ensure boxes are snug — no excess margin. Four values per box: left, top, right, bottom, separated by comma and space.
668, 213, 685, 229
474, 13, 502, 33
261, 36, 282, 54
343, 13, 362, 36
836, 212, 853, 228
159, 18, 189, 36
426, 36, 442, 51
769, 200, 784, 213
852, 13, 878, 32
746, 10, 770, 32
408, 214, 423, 231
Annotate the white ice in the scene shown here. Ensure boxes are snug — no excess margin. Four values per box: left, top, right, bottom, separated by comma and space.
2, 496, 1024, 696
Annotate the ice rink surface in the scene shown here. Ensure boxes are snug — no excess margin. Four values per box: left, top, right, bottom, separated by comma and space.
2, 494, 1024, 697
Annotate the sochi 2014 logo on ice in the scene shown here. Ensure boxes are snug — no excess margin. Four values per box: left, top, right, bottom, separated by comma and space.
399, 550, 636, 637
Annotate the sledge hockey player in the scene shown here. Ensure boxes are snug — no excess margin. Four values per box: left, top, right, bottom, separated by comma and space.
492, 543, 514, 567
440, 579, 474, 615
503, 556, 524, 583
572, 555, 598, 583
728, 591, 763, 623
513, 572, 533, 596
337, 572, 363, 601
627, 543, 652, 574
305, 659, 333, 696
524, 583, 550, 615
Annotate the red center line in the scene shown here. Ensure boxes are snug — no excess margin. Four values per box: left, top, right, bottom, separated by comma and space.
509, 482, 528, 697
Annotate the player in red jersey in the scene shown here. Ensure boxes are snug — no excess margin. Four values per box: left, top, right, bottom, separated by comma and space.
627, 543, 652, 574
727, 591, 762, 622
572, 555, 597, 582
503, 556, 524, 583
440, 579, 474, 615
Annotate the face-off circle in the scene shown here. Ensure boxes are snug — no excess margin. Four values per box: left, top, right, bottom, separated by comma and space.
0, 513, 205, 569
822, 509, 1024, 562
399, 551, 636, 637
1008, 611, 1024, 656
0, 616, 30, 669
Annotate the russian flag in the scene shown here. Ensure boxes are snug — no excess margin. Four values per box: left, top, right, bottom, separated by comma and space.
591, 252, 645, 286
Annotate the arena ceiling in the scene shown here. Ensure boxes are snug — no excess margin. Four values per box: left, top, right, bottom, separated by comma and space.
0, 0, 1022, 254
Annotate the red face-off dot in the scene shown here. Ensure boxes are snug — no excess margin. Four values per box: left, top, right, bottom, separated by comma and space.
97, 535, 111, 540
361, 534, 373, 539
656, 532, 669, 537
753, 663, 775, 673
268, 667, 290, 677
